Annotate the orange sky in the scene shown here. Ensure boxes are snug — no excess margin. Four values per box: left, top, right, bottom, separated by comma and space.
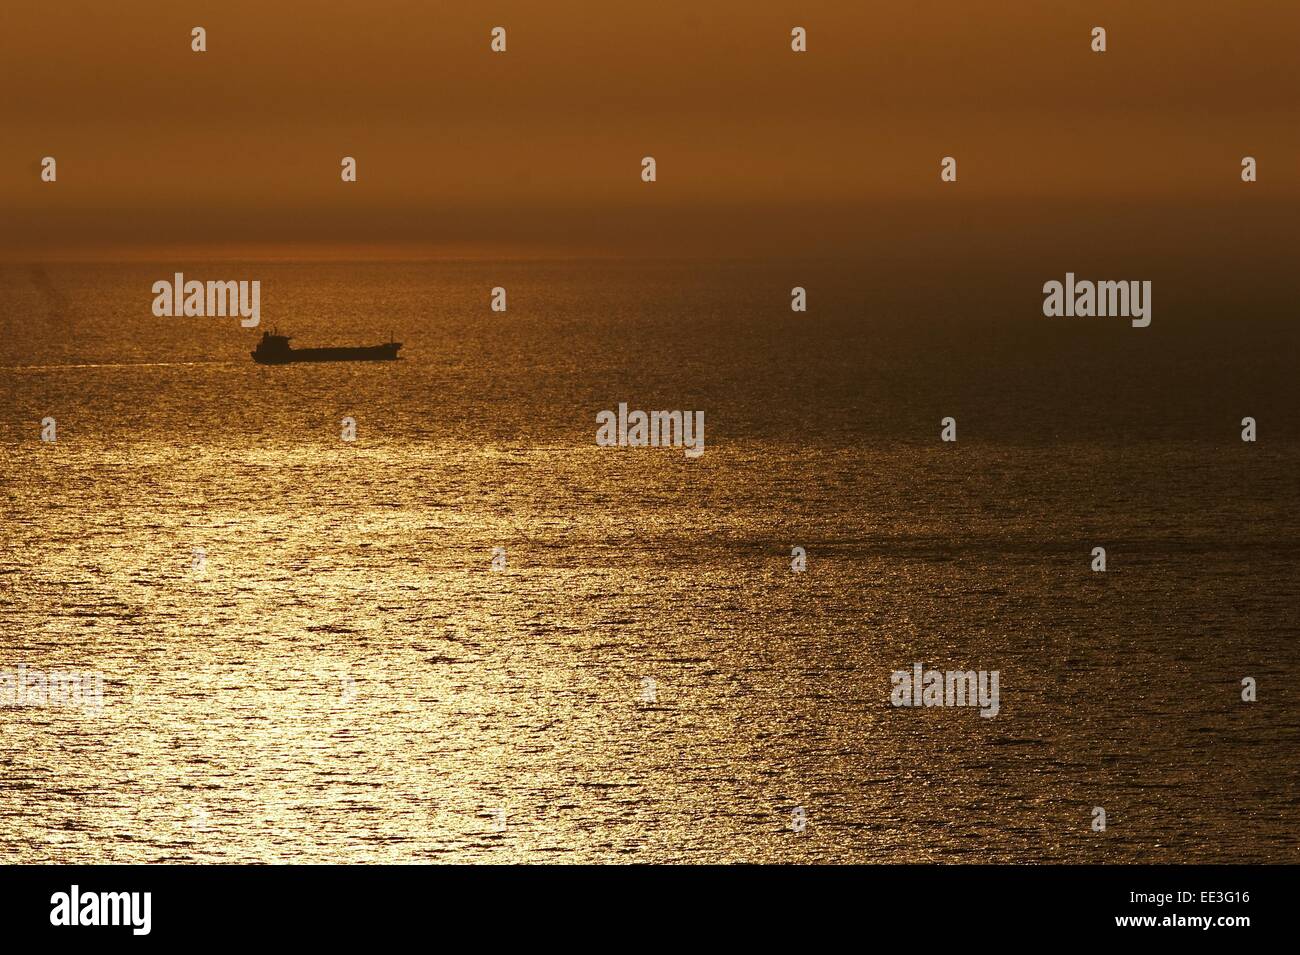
3, 1, 1298, 257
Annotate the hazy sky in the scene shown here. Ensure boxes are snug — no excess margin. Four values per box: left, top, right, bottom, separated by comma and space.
4, 1, 1298, 256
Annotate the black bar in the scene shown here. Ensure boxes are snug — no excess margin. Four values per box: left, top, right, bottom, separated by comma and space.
0, 864, 1280, 941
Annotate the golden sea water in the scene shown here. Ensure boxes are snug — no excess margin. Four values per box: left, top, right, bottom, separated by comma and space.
1, 259, 1297, 862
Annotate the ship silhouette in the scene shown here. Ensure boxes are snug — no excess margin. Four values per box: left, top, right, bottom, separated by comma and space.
252, 329, 402, 364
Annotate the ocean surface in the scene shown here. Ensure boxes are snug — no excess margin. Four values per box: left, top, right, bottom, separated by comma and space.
1, 258, 1297, 863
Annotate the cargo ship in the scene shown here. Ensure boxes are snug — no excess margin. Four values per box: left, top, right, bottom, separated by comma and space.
251, 330, 402, 364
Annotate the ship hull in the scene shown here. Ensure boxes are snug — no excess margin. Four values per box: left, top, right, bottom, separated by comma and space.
252, 343, 402, 364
